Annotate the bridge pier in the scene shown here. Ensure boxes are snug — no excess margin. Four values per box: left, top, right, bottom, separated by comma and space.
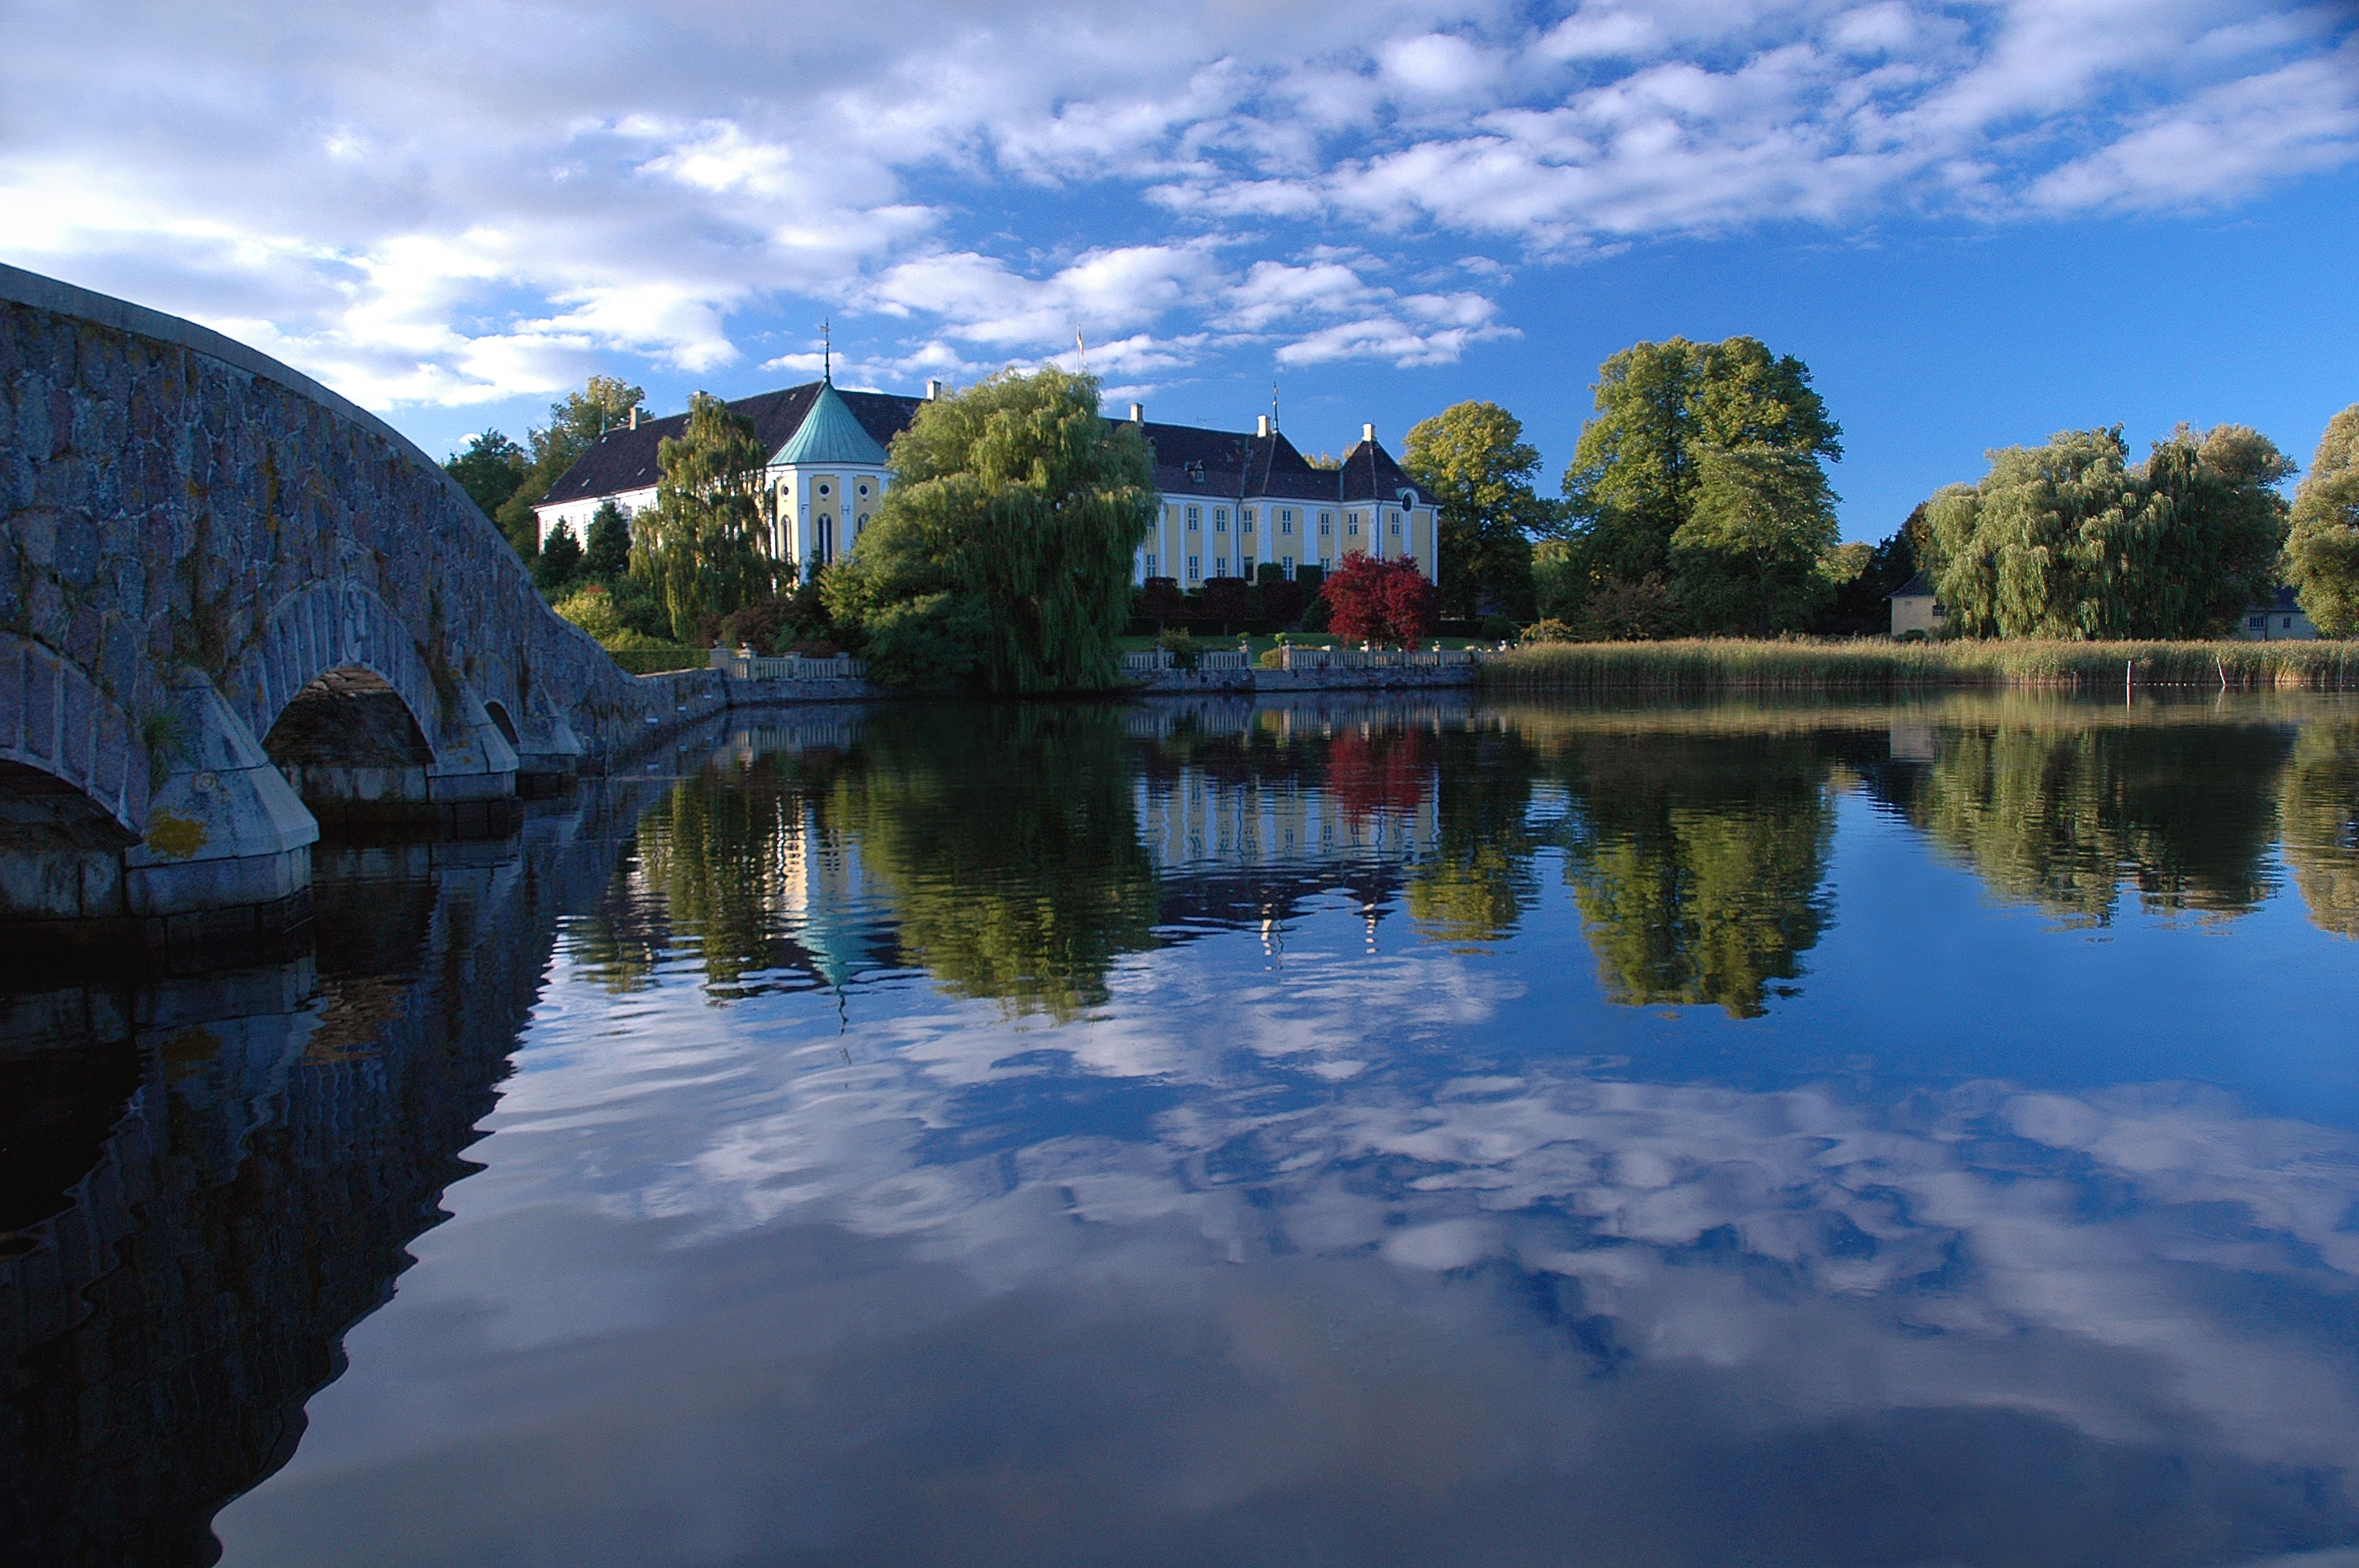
122, 674, 319, 967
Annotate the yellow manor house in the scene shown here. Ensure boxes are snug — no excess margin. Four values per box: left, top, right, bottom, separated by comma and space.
533, 378, 1441, 587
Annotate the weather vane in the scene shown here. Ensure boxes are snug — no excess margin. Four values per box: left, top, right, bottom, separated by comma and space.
820, 318, 832, 383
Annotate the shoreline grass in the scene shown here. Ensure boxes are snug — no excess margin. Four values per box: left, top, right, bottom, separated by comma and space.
1481, 637, 2359, 694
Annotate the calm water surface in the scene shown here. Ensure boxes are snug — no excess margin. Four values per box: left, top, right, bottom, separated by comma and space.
7, 692, 2359, 1566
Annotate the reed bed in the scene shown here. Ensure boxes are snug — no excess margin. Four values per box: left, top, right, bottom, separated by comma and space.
1481, 637, 2359, 694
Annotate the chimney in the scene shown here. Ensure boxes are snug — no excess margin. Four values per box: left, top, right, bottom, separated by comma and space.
630, 407, 639, 430
1362, 422, 1375, 444
926, 378, 946, 400
1256, 414, 1270, 437
1129, 402, 1143, 423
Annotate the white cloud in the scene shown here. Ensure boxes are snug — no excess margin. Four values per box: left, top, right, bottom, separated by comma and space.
0, 0, 2349, 410
2028, 36, 2359, 212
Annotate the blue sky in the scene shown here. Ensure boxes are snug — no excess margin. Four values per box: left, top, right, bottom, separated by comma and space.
4, 0, 2354, 540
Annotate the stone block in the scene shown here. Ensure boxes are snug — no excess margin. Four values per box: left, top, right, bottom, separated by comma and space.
0, 639, 20, 751
21, 646, 58, 762
58, 673, 93, 787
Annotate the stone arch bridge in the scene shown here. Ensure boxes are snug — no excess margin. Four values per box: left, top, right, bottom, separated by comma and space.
0, 264, 724, 964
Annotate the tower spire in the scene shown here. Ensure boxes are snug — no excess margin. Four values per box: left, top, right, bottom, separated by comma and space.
821, 318, 832, 385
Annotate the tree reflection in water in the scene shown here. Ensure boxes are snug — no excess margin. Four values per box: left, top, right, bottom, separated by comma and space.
1886, 715, 2295, 924
2281, 719, 2359, 939
612, 705, 1162, 1018
1547, 728, 1835, 1018
635, 696, 2355, 1025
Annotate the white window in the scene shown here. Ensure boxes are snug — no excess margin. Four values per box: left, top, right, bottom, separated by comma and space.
1187, 554, 1201, 580
1215, 509, 1227, 532
1145, 554, 1158, 573
1244, 557, 1256, 577
1242, 507, 1256, 528
1187, 505, 1201, 530
1282, 555, 1295, 577
1319, 512, 1332, 535
1388, 511, 1401, 535
1347, 513, 1361, 536
1319, 556, 1332, 572
1281, 509, 1295, 534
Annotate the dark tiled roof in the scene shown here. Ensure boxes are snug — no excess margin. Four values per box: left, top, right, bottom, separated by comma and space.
1889, 571, 1935, 599
540, 383, 925, 507
543, 389, 1434, 513
1339, 438, 1435, 507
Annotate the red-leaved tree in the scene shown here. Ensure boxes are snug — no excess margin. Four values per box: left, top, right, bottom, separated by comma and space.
1322, 554, 1440, 648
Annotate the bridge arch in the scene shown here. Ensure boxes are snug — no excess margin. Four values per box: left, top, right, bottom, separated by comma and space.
229, 581, 518, 825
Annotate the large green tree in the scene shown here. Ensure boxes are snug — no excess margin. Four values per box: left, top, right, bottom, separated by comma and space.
632, 392, 778, 642
1400, 401, 1554, 618
492, 374, 647, 557
444, 430, 528, 521
823, 367, 1156, 694
1558, 336, 1841, 632
1925, 424, 2292, 640
2285, 405, 2359, 636
1670, 441, 1842, 635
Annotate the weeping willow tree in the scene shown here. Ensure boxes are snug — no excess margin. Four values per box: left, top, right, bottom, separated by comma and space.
1924, 424, 2291, 640
634, 392, 779, 642
2284, 405, 2359, 637
823, 368, 1156, 693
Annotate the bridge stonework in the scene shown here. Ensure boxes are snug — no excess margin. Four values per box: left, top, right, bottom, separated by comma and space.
0, 263, 723, 960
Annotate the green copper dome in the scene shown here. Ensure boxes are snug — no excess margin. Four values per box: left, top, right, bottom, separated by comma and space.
778, 380, 887, 466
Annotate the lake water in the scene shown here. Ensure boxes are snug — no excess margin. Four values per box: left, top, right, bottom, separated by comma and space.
7, 691, 2359, 1566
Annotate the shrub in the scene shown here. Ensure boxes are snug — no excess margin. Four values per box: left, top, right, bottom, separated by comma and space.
1577, 572, 1685, 641
717, 593, 797, 652
1299, 593, 1332, 633
1139, 575, 1185, 620
1259, 575, 1307, 625
1324, 554, 1440, 648
1480, 613, 1516, 641
1199, 576, 1253, 625
1519, 618, 1577, 644
552, 583, 623, 642
1156, 629, 1202, 670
